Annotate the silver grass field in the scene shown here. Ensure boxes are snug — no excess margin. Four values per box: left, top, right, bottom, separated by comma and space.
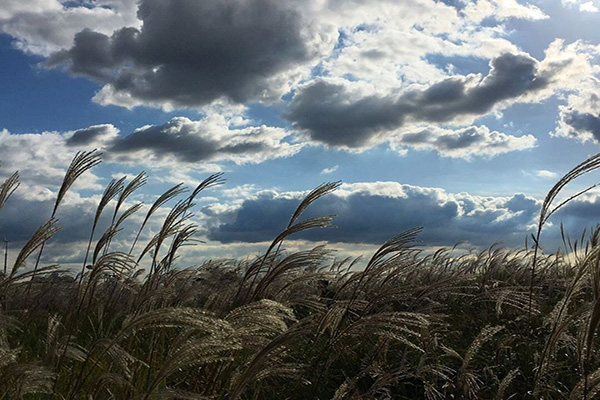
3, 151, 600, 399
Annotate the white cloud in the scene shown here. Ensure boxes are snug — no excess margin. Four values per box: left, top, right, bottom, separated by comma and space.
535, 169, 559, 179
581, 1, 600, 12
463, 0, 548, 22
321, 165, 339, 174
536, 39, 600, 96
563, 0, 600, 12
0, 128, 103, 195
315, 0, 549, 94
0, 0, 61, 20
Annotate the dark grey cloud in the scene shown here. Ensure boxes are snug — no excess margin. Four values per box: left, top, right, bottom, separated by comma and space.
102, 117, 300, 164
411, 52, 547, 120
205, 185, 541, 247
391, 125, 537, 158
545, 196, 600, 247
433, 128, 483, 149
46, 0, 325, 107
0, 193, 106, 265
0, 189, 173, 266
505, 193, 539, 214
109, 122, 219, 163
0, 196, 104, 246
285, 81, 403, 147
287, 53, 549, 147
66, 124, 118, 147
563, 110, 600, 141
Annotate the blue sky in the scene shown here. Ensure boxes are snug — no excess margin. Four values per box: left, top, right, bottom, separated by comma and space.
2, 0, 600, 266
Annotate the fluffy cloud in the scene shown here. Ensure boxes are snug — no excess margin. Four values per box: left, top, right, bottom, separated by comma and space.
21, 0, 559, 113
9, 0, 600, 266
3, 177, 598, 269
540, 39, 600, 142
0, 0, 61, 20
290, 37, 600, 150
312, 0, 548, 93
563, 0, 600, 12
560, 110, 600, 141
0, 128, 103, 193
205, 182, 542, 247
46, 0, 336, 108
66, 124, 120, 147
536, 169, 559, 179
105, 116, 302, 165
204, 182, 600, 250
321, 165, 339, 175
287, 53, 548, 148
0, 114, 306, 264
554, 87, 600, 142
389, 125, 537, 159
463, 0, 548, 21
1, 115, 300, 177
0, 0, 140, 56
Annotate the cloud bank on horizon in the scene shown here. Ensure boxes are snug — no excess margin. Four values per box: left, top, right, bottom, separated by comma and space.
2, 0, 600, 263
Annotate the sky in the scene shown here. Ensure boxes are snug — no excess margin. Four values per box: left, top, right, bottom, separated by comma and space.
2, 0, 600, 269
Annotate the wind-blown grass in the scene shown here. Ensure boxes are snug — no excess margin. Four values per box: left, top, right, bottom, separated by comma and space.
2, 154, 600, 399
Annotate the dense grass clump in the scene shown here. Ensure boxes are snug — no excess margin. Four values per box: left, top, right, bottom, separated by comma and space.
2, 151, 600, 399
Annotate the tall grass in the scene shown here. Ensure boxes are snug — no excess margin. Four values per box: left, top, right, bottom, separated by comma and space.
1, 153, 600, 399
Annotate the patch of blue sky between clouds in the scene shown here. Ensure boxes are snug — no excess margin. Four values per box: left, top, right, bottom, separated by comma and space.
424, 54, 491, 76
506, 0, 600, 58
0, 35, 203, 135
